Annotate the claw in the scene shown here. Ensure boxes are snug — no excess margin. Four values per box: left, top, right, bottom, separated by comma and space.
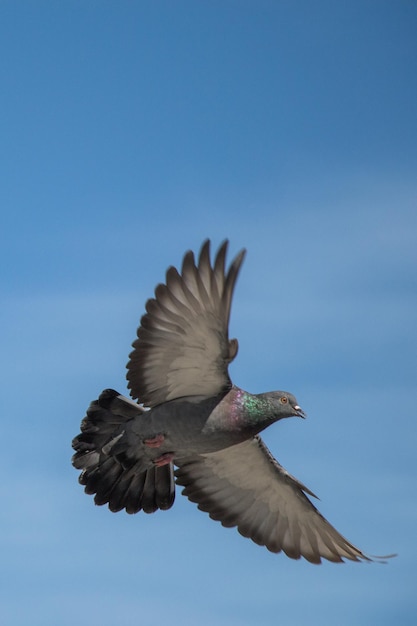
153, 452, 175, 467
143, 434, 165, 448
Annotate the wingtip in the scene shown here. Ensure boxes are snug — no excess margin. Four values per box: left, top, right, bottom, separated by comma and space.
196, 238, 247, 271
367, 552, 398, 564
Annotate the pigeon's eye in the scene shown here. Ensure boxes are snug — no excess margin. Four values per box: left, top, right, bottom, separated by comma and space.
280, 396, 288, 404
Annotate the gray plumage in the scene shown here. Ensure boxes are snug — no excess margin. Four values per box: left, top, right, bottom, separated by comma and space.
72, 240, 391, 564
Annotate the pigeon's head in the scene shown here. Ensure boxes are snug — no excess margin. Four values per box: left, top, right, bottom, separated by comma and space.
259, 391, 306, 421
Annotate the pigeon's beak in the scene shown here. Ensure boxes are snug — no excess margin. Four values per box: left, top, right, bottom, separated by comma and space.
294, 405, 306, 419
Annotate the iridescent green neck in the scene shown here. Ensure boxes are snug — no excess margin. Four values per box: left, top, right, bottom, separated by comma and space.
233, 388, 277, 429
203, 386, 281, 440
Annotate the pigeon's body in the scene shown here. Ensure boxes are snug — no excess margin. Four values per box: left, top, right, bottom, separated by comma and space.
122, 388, 263, 460
89, 386, 303, 465
73, 240, 391, 564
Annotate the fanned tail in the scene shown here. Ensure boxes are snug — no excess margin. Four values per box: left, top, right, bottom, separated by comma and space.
72, 389, 175, 513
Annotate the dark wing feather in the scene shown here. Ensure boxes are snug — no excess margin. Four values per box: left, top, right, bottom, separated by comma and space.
175, 436, 375, 564
127, 240, 246, 406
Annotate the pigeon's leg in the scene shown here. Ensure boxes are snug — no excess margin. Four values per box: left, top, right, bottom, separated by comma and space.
153, 452, 175, 467
143, 434, 165, 448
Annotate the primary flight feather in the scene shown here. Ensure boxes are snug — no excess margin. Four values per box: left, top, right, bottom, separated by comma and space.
72, 240, 391, 564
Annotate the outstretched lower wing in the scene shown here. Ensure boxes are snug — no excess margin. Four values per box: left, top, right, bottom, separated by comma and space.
127, 240, 246, 407
176, 436, 378, 564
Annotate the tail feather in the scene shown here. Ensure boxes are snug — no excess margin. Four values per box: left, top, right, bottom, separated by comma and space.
105, 467, 138, 513
155, 464, 176, 510
125, 472, 148, 514
142, 468, 158, 513
72, 389, 175, 514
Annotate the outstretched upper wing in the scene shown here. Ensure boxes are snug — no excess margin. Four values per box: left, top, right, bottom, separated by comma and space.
175, 436, 376, 564
127, 240, 246, 407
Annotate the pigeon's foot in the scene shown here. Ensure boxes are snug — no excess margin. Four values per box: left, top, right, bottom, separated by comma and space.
143, 434, 165, 448
153, 452, 175, 467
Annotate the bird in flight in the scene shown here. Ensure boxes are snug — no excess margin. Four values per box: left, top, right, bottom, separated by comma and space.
72, 240, 391, 564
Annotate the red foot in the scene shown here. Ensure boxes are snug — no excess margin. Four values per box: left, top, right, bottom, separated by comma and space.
153, 453, 175, 467
143, 434, 165, 448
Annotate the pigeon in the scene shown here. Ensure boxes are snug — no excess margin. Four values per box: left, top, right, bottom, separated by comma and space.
72, 240, 391, 564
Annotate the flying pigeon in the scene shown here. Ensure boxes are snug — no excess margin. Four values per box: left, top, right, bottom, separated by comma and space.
72, 240, 390, 564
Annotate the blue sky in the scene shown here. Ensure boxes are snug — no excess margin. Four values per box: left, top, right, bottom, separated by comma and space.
1, 1, 416, 624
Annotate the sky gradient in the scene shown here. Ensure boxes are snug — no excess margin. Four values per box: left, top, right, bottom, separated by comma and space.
1, 2, 416, 625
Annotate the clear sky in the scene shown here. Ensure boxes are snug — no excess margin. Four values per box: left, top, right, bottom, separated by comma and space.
1, 2, 416, 625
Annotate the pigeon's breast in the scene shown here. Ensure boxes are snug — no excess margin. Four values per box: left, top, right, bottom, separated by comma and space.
142, 392, 248, 456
